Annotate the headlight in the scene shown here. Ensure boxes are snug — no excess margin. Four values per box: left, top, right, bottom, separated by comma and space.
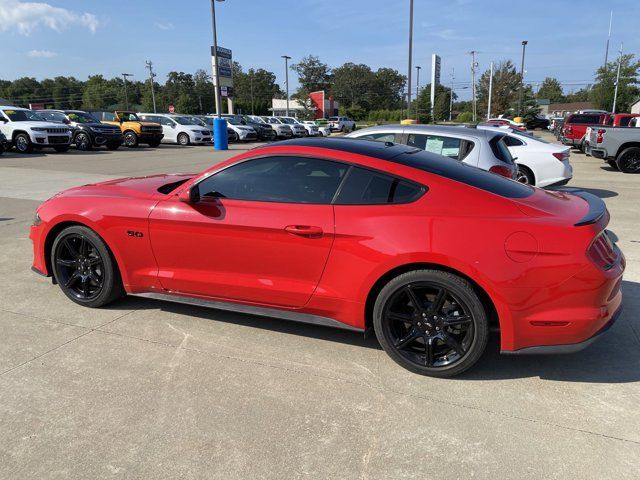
33, 212, 42, 226
32, 127, 47, 132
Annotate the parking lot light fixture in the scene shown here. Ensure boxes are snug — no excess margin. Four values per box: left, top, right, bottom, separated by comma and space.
518, 40, 528, 117
121, 73, 133, 110
282, 55, 291, 117
415, 65, 421, 120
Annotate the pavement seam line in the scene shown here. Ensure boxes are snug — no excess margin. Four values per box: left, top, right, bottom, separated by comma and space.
91, 328, 640, 446
0, 310, 136, 377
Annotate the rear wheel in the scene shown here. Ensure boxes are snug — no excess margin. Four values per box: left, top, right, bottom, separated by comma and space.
616, 147, 640, 173
177, 133, 190, 146
14, 133, 33, 153
515, 165, 535, 185
123, 131, 139, 148
51, 226, 124, 307
373, 269, 489, 377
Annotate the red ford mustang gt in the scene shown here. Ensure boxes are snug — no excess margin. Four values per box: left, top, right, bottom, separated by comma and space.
30, 138, 624, 377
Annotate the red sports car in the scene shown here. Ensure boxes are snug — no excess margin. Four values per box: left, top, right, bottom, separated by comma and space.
30, 138, 624, 377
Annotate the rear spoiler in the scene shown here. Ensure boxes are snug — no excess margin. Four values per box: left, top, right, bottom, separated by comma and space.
555, 189, 607, 226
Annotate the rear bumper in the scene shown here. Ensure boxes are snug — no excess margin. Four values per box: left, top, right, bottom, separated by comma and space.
590, 148, 607, 159
502, 305, 622, 354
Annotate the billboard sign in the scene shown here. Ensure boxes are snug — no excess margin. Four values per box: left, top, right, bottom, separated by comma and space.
431, 54, 441, 118
211, 46, 233, 87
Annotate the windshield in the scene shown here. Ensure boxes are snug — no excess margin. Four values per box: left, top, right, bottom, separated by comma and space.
2, 109, 45, 122
224, 117, 241, 125
174, 116, 198, 126
510, 130, 549, 144
265, 117, 281, 124
118, 112, 140, 122
188, 116, 207, 126
279, 117, 296, 125
38, 111, 68, 123
251, 116, 266, 124
329, 117, 339, 121
67, 111, 98, 123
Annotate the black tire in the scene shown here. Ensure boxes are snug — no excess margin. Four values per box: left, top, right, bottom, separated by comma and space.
607, 159, 619, 170
106, 142, 120, 151
177, 133, 190, 146
615, 147, 640, 174
54, 145, 70, 153
75, 132, 92, 151
373, 269, 489, 377
515, 164, 535, 185
148, 140, 161, 147
51, 225, 124, 308
123, 131, 139, 148
14, 133, 33, 153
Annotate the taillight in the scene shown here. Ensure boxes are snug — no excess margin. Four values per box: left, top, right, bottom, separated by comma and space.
596, 129, 606, 144
565, 125, 573, 135
552, 152, 568, 162
489, 165, 514, 178
587, 231, 617, 270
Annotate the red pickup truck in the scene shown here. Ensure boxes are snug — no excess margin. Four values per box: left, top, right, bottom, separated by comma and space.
606, 113, 640, 127
561, 113, 610, 150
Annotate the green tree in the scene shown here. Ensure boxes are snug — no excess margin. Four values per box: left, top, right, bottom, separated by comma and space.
331, 63, 376, 111
82, 75, 117, 110
590, 54, 640, 112
372, 67, 406, 110
232, 62, 282, 115
415, 83, 455, 121
536, 77, 564, 103
291, 55, 332, 98
565, 87, 591, 103
477, 60, 521, 117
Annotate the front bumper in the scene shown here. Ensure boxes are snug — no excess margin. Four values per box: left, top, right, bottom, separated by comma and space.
92, 131, 124, 145
238, 131, 258, 141
33, 134, 72, 146
139, 133, 164, 144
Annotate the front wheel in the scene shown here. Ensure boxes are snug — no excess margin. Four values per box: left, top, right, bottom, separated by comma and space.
51, 226, 124, 307
177, 133, 190, 146
123, 131, 139, 148
14, 133, 33, 153
616, 147, 640, 173
75, 132, 92, 151
373, 270, 489, 377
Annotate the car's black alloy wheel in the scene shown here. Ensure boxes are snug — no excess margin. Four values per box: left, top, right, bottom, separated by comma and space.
51, 226, 124, 307
75, 132, 92, 151
15, 133, 33, 153
374, 270, 488, 377
616, 147, 640, 174
124, 131, 138, 148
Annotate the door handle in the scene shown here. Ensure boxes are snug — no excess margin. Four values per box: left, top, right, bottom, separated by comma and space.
284, 225, 323, 238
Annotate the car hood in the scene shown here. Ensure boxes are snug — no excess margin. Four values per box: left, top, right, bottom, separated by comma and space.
11, 121, 69, 129
59, 173, 195, 200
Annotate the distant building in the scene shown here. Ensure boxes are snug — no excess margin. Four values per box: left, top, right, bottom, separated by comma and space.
270, 92, 339, 118
546, 101, 595, 117
536, 98, 551, 116
631, 98, 640, 114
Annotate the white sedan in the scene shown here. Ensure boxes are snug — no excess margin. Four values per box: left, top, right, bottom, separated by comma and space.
480, 127, 572, 187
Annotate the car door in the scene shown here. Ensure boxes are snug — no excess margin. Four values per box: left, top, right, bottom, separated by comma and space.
405, 133, 475, 165
157, 116, 176, 143
148, 155, 348, 308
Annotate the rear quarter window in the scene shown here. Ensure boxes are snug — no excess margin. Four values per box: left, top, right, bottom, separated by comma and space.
488, 135, 515, 164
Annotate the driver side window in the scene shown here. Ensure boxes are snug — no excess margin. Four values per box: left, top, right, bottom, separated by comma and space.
197, 156, 348, 204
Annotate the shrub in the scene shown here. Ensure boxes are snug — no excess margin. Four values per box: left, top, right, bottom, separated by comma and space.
455, 111, 473, 123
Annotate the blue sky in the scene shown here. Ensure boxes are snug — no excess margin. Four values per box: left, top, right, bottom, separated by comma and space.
0, 0, 638, 100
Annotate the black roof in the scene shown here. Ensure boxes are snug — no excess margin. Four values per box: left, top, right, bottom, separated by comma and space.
261, 137, 533, 199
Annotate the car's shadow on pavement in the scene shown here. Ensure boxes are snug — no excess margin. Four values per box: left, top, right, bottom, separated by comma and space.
106, 280, 640, 383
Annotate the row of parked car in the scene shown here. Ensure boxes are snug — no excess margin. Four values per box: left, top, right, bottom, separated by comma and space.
0, 104, 353, 154
550, 110, 640, 173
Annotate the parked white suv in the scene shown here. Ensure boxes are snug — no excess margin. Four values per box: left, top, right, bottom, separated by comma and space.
138, 113, 212, 145
293, 119, 321, 136
328, 116, 356, 133
276, 116, 307, 137
0, 106, 72, 153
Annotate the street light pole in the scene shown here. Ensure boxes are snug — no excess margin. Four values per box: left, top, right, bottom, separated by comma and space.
121, 73, 133, 110
449, 68, 454, 121
210, 0, 227, 150
282, 55, 291, 117
518, 40, 528, 117
250, 69, 254, 115
469, 51, 477, 122
612, 42, 624, 114
406, 0, 414, 118
487, 61, 494, 119
415, 65, 421, 120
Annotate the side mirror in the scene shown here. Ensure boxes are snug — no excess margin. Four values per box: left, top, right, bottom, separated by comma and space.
179, 184, 200, 203
0, 118, 7, 123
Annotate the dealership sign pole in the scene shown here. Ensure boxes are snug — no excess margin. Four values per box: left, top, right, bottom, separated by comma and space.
430, 54, 440, 121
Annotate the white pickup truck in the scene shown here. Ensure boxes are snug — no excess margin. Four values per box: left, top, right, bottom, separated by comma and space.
588, 120, 640, 173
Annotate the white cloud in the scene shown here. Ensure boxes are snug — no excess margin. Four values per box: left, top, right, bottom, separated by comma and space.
430, 29, 473, 41
27, 49, 57, 57
154, 21, 174, 30
0, 0, 99, 35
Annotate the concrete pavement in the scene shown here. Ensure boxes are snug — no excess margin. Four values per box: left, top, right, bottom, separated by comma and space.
0, 137, 639, 479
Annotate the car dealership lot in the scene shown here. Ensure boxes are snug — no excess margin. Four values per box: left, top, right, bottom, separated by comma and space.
1, 135, 639, 479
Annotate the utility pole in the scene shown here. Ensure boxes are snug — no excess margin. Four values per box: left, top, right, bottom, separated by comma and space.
449, 68, 454, 121
518, 40, 528, 117
282, 55, 291, 116
250, 69, 255, 115
487, 61, 494, 119
469, 51, 477, 122
407, 0, 414, 118
145, 61, 156, 113
415, 65, 421, 120
604, 11, 613, 68
612, 42, 624, 114
121, 73, 133, 110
